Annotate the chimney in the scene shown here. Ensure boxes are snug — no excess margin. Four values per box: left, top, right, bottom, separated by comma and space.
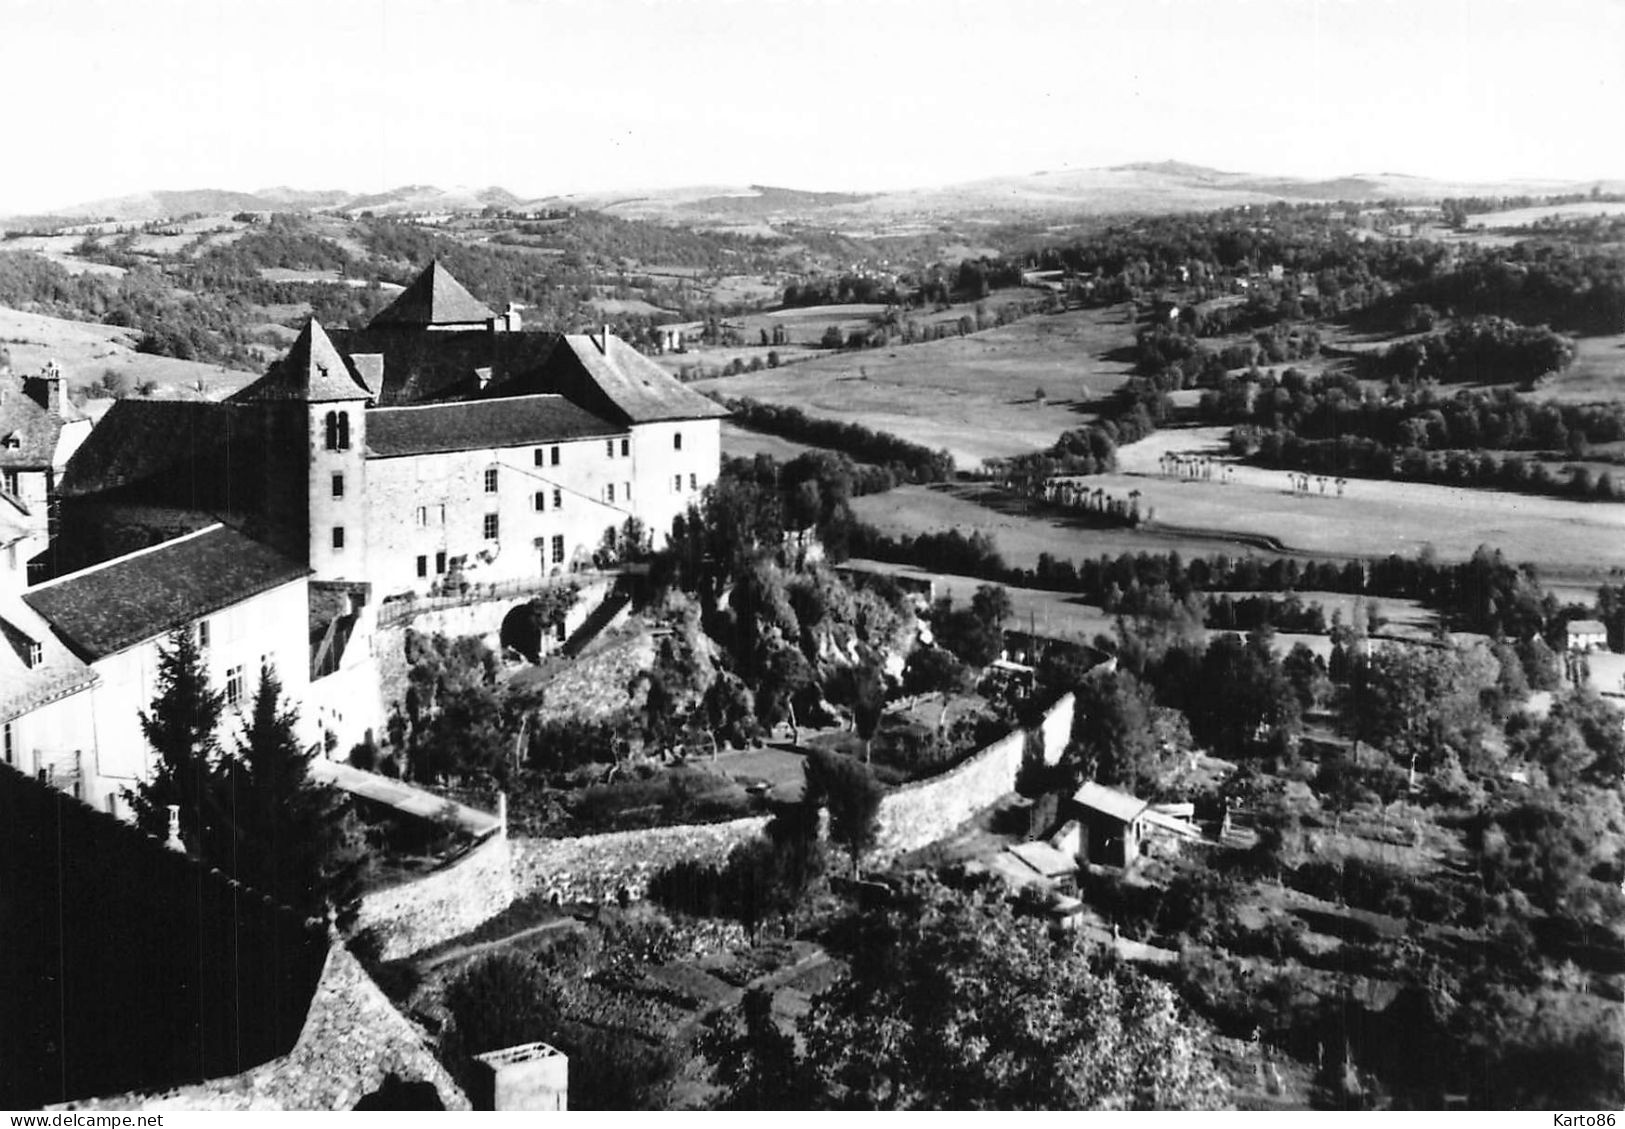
23, 359, 63, 416
595, 325, 610, 355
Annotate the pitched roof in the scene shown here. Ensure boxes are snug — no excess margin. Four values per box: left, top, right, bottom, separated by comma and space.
1568, 619, 1607, 635
547, 333, 731, 424
58, 400, 234, 498
235, 319, 373, 404
1072, 781, 1149, 824
0, 597, 97, 723
0, 381, 66, 469
368, 260, 496, 328
365, 394, 624, 458
22, 524, 308, 661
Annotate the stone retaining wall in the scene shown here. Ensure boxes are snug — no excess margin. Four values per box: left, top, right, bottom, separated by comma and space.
868, 692, 1074, 865
510, 816, 770, 904
354, 830, 516, 962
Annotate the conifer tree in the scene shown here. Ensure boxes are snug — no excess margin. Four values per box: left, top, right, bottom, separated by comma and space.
131, 627, 228, 853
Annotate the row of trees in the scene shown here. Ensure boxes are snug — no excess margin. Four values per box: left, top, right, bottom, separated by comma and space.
723, 397, 956, 484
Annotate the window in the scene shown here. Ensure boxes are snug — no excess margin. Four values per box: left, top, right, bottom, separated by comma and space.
3, 721, 12, 765
605, 484, 615, 504
1, 469, 17, 495
551, 534, 565, 564
26, 641, 42, 668
483, 513, 500, 540
689, 473, 698, 491
324, 410, 350, 451
534, 448, 546, 466
673, 474, 682, 493
484, 467, 499, 493
226, 665, 244, 707
332, 526, 345, 550
534, 491, 546, 511
673, 432, 683, 451
416, 555, 428, 578
606, 439, 615, 458
331, 472, 345, 499
416, 505, 427, 526
623, 481, 630, 501
620, 438, 630, 457
553, 488, 562, 510
435, 551, 447, 574
550, 445, 560, 466
197, 619, 211, 650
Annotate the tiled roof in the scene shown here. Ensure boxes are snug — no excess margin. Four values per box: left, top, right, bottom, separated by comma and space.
1072, 781, 1149, 824
57, 400, 234, 498
0, 598, 97, 723
234, 319, 373, 404
23, 524, 308, 661
369, 261, 496, 328
0, 382, 65, 469
365, 394, 624, 458
549, 334, 731, 424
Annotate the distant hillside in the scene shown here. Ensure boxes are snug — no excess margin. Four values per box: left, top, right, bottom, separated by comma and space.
11, 162, 1625, 233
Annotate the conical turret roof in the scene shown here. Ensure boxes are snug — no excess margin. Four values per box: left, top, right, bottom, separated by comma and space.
236, 319, 373, 403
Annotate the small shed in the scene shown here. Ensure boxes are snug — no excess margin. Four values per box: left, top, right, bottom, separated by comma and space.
1567, 619, 1609, 653
1068, 782, 1151, 868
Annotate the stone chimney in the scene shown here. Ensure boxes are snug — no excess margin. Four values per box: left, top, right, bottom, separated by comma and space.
23, 360, 64, 416
471, 1042, 568, 1111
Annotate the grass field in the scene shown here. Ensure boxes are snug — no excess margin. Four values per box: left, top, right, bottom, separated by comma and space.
719, 421, 822, 461
1527, 332, 1625, 403
694, 305, 1137, 466
0, 306, 255, 398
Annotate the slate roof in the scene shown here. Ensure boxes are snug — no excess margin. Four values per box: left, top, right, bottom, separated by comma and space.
57, 400, 234, 498
0, 597, 97, 724
368, 261, 496, 328
365, 394, 624, 458
1072, 781, 1150, 824
234, 319, 374, 404
0, 381, 66, 468
23, 524, 308, 661
549, 333, 731, 424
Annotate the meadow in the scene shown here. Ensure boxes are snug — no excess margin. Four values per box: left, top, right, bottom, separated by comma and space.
696, 305, 1137, 465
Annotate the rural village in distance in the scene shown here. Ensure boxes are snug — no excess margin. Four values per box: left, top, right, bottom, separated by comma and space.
3, 0, 1624, 1115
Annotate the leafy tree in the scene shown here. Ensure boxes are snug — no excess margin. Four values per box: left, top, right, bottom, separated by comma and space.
701, 987, 814, 1109
705, 882, 1228, 1109
1068, 670, 1161, 794
1351, 642, 1495, 772
803, 749, 883, 874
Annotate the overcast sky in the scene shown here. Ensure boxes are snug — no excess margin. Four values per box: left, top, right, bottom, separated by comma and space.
3, 0, 1620, 213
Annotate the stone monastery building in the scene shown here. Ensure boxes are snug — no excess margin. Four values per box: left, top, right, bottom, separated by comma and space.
2, 261, 727, 815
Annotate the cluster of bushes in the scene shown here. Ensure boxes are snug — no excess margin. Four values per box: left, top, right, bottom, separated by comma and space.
989, 375, 1174, 483
1206, 593, 1329, 634
723, 396, 955, 483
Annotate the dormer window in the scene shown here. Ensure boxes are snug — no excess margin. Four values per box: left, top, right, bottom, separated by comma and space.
2, 433, 19, 450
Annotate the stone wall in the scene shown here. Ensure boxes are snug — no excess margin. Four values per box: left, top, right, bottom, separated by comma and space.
868, 692, 1075, 865
532, 624, 656, 723
510, 816, 770, 904
354, 830, 517, 962
56, 943, 469, 1111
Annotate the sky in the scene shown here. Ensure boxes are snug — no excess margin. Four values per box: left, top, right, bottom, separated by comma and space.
3, 0, 1622, 214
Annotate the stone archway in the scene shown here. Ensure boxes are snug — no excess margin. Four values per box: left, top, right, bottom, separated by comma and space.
499, 602, 544, 663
